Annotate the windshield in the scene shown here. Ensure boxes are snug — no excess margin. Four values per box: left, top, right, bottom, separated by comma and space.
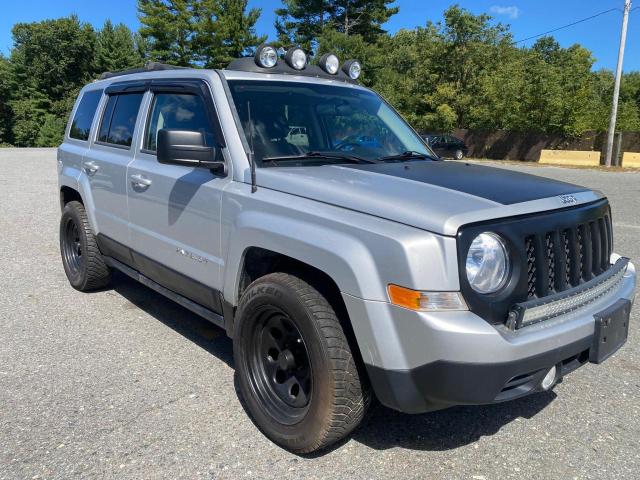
227, 80, 434, 167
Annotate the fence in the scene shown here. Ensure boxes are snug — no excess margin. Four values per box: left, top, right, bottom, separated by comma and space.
453, 129, 640, 165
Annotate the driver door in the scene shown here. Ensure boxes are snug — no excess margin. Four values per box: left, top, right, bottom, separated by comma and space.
126, 80, 230, 313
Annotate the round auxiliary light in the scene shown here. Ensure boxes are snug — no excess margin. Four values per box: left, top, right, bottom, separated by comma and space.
319, 53, 340, 75
285, 47, 307, 70
465, 232, 509, 294
342, 59, 362, 80
255, 44, 278, 68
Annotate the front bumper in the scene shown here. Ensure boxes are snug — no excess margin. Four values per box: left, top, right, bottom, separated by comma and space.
343, 259, 636, 414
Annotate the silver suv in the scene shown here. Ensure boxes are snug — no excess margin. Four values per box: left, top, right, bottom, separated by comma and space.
58, 47, 637, 454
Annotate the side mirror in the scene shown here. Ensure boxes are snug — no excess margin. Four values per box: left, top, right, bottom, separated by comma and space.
157, 129, 226, 175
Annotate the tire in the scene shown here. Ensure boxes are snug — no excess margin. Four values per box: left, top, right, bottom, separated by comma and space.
59, 201, 111, 291
454, 149, 464, 160
234, 272, 370, 453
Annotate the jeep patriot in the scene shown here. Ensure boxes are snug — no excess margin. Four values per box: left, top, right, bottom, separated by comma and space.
57, 46, 637, 453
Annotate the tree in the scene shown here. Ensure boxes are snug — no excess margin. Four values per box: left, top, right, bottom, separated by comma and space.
96, 20, 144, 73
0, 55, 12, 145
138, 0, 199, 66
138, 0, 264, 68
8, 16, 98, 146
10, 16, 96, 102
276, 0, 398, 50
194, 0, 266, 68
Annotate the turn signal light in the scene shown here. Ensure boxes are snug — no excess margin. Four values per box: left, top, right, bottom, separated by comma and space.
387, 285, 467, 312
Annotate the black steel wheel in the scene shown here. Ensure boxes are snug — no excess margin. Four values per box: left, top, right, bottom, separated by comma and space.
59, 201, 111, 291
61, 215, 84, 277
248, 306, 312, 425
234, 272, 370, 453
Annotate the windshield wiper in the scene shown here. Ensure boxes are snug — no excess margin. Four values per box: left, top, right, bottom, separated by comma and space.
377, 151, 439, 162
262, 151, 377, 165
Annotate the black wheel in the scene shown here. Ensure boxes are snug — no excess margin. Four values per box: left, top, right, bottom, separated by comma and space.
454, 149, 464, 160
234, 273, 370, 453
59, 201, 111, 291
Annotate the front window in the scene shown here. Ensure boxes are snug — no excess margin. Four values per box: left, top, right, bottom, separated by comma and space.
227, 80, 433, 166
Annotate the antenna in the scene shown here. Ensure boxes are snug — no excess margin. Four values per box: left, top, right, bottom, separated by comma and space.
247, 100, 257, 193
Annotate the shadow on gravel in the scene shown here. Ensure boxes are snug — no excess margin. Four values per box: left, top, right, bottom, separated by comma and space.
108, 271, 234, 368
104, 271, 557, 455
350, 392, 556, 452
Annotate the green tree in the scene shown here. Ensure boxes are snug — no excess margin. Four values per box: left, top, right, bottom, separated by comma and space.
276, 0, 398, 50
8, 16, 97, 146
138, 0, 264, 68
138, 0, 199, 65
36, 114, 67, 147
0, 55, 12, 145
194, 0, 266, 68
10, 16, 96, 102
96, 20, 144, 73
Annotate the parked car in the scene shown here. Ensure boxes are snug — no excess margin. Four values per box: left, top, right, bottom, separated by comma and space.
58, 47, 636, 454
423, 133, 468, 159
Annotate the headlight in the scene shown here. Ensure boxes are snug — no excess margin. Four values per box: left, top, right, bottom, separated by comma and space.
285, 47, 307, 70
465, 232, 509, 294
342, 59, 361, 80
319, 53, 340, 75
255, 44, 278, 68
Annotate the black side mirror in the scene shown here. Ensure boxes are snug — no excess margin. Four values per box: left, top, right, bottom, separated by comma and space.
157, 129, 226, 175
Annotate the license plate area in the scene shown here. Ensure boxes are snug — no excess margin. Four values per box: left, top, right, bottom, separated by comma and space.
589, 299, 631, 364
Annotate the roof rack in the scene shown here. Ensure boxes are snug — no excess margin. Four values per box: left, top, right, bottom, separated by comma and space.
99, 62, 189, 80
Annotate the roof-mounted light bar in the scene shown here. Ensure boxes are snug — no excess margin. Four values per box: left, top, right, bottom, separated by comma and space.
235, 46, 361, 82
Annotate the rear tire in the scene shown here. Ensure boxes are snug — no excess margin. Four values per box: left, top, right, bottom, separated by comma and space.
454, 149, 464, 160
59, 201, 111, 291
234, 272, 370, 453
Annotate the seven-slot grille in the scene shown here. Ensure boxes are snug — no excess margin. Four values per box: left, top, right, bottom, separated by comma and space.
525, 214, 613, 299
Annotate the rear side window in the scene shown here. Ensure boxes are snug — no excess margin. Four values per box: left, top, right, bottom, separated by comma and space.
144, 93, 213, 152
69, 90, 103, 141
98, 93, 144, 147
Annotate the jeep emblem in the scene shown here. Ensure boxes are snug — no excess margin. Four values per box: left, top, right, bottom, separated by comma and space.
559, 194, 578, 205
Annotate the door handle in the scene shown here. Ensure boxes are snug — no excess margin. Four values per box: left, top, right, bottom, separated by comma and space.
130, 174, 152, 188
83, 161, 99, 175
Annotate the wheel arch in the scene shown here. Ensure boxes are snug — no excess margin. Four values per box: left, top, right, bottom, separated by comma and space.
230, 246, 372, 390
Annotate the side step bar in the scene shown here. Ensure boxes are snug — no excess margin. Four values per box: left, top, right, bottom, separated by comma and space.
105, 256, 225, 329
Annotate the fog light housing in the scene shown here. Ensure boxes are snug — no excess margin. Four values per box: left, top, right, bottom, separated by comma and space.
255, 44, 278, 68
541, 366, 557, 390
285, 47, 307, 70
342, 59, 362, 80
319, 53, 340, 75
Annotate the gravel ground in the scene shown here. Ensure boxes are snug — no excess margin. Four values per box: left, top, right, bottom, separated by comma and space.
0, 149, 638, 480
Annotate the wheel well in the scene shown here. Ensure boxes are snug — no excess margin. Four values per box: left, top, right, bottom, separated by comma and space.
60, 186, 83, 210
237, 247, 370, 385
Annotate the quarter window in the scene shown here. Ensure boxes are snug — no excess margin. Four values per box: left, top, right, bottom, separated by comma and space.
69, 90, 103, 141
144, 93, 213, 152
98, 93, 144, 147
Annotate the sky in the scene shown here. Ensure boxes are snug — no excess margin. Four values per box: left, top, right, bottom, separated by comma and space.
0, 0, 638, 71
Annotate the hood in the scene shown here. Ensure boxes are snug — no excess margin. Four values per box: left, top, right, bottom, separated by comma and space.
256, 160, 601, 236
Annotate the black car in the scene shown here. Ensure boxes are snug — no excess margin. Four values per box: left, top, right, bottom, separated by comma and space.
423, 134, 468, 160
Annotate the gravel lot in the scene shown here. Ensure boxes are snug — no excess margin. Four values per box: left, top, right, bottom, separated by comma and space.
0, 149, 638, 480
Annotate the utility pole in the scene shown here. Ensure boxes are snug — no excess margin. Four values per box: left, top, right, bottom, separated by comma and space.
605, 0, 632, 167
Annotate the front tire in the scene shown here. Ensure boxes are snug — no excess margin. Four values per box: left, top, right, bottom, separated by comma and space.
59, 201, 111, 291
234, 272, 370, 453
454, 149, 464, 160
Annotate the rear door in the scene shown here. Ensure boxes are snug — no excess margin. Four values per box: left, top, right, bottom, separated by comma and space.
83, 83, 145, 244
126, 79, 229, 313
